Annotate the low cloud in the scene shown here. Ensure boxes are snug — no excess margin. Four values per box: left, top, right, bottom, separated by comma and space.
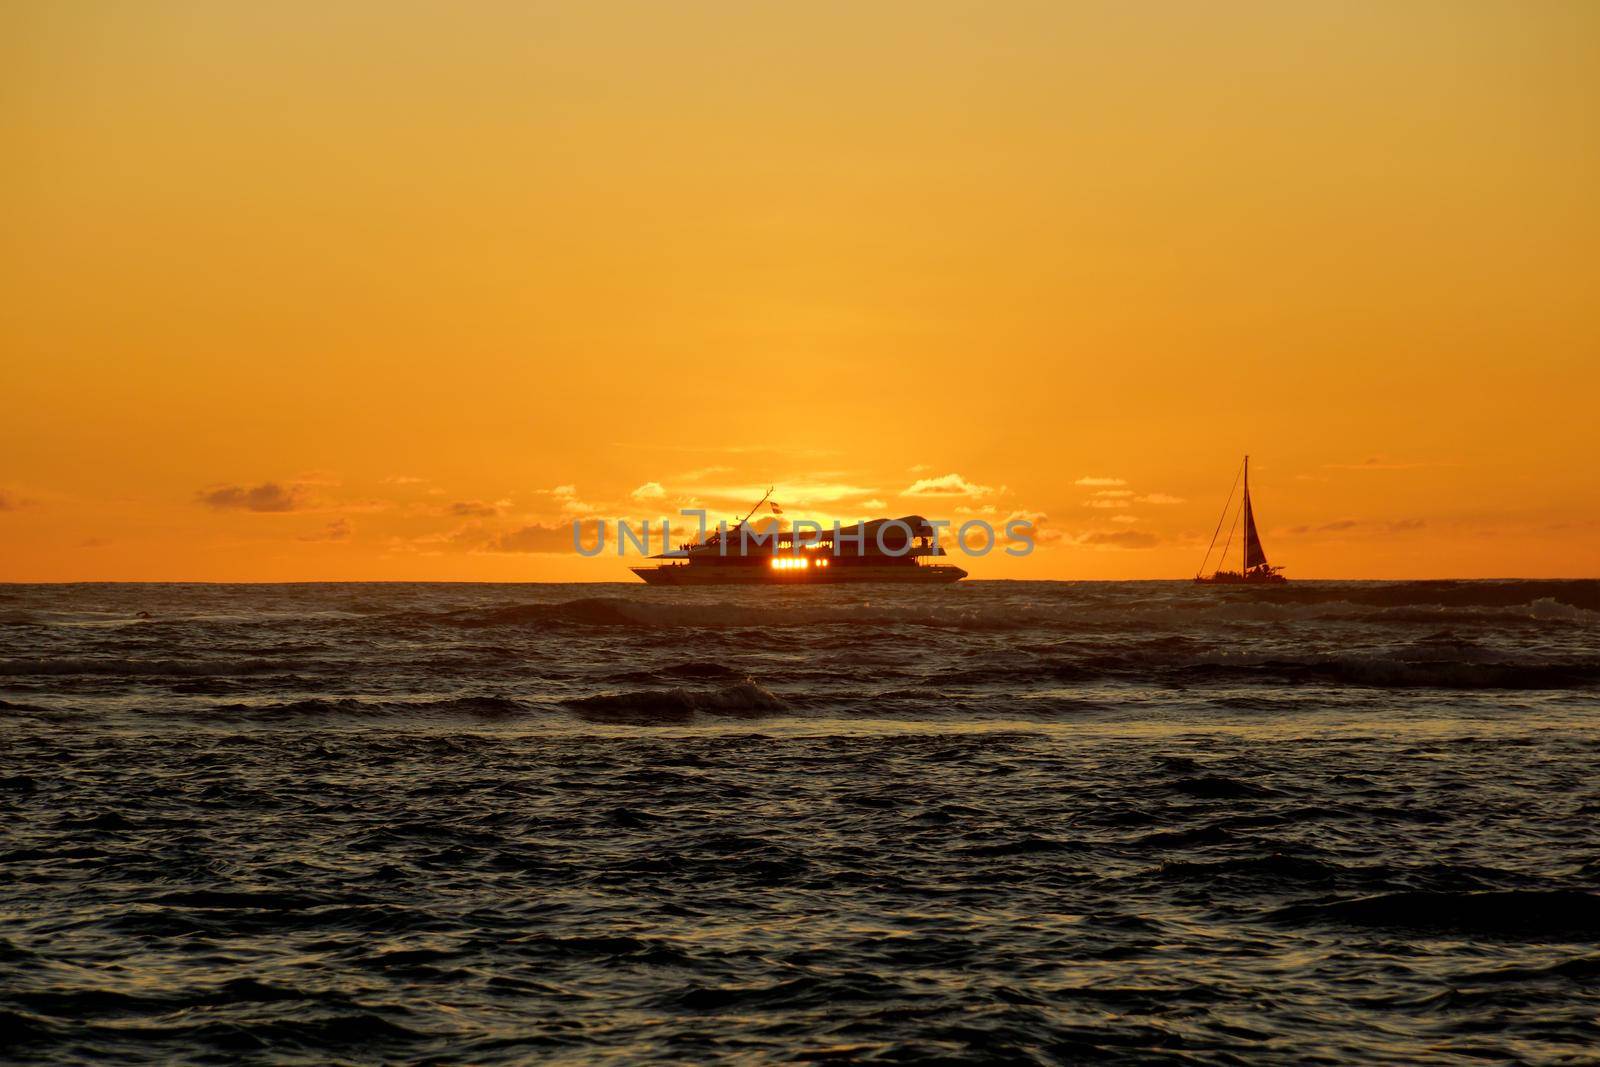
692, 482, 878, 508
631, 481, 667, 501
779, 483, 879, 505
861, 498, 886, 511
0, 489, 17, 510
1323, 456, 1432, 471
1075, 480, 1181, 506
903, 473, 993, 497
293, 470, 342, 487
1287, 518, 1426, 536
449, 500, 500, 518
199, 482, 306, 513
407, 523, 489, 551
1077, 530, 1160, 550
677, 465, 732, 482
537, 484, 597, 516
1002, 509, 1061, 543
485, 521, 597, 554
300, 518, 353, 542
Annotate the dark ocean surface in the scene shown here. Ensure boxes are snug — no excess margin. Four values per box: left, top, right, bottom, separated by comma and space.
3, 579, 1599, 1064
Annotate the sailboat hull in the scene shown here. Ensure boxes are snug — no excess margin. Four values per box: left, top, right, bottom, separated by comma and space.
1194, 571, 1287, 585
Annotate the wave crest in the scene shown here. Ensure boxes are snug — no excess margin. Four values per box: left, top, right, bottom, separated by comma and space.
565, 678, 788, 722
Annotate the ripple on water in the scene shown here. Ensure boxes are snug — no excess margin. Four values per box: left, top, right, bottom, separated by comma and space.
1, 580, 1597, 1063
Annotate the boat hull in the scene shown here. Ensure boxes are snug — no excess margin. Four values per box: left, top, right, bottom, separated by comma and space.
633, 564, 967, 586
1194, 572, 1288, 585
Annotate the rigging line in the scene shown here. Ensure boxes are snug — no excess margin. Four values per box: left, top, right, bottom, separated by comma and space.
1216, 492, 1242, 576
1197, 459, 1244, 577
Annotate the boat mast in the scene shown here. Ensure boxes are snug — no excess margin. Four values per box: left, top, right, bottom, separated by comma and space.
1242, 455, 1249, 574
736, 486, 774, 529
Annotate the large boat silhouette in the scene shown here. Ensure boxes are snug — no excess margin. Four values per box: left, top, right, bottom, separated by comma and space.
632, 489, 967, 586
1196, 455, 1287, 584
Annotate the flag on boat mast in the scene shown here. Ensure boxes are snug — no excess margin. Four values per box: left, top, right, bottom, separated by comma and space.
770, 501, 783, 516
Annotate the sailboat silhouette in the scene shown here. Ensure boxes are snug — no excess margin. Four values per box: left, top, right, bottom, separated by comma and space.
1196, 455, 1287, 584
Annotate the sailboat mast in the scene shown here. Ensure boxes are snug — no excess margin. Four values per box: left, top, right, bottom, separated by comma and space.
1242, 455, 1249, 574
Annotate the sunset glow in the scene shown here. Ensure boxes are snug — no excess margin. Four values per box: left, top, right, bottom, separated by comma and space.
4, 2, 1597, 581
7, 8, 1600, 1063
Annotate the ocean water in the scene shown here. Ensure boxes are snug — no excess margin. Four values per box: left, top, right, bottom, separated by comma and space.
2, 579, 1598, 1064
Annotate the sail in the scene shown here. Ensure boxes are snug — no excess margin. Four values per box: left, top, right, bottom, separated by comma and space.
1242, 490, 1268, 570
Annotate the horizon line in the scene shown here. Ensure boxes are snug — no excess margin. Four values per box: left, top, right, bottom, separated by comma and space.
2, 576, 1595, 586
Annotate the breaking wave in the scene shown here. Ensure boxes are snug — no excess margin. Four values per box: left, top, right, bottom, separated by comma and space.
157, 695, 532, 722
565, 678, 788, 721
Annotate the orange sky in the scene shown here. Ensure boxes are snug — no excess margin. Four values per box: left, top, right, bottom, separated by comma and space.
3, 2, 1597, 581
